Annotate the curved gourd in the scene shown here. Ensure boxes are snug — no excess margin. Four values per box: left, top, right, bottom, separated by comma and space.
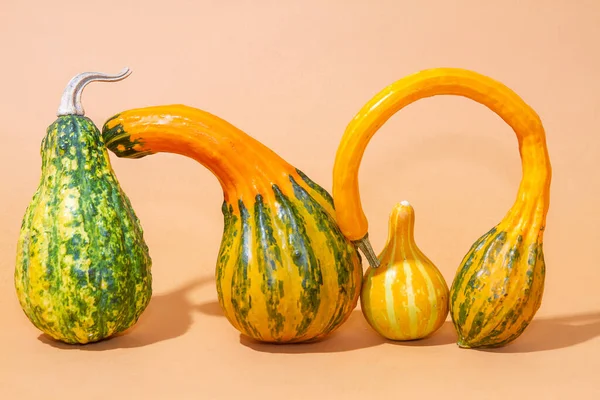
332, 67, 551, 348
15, 68, 152, 344
102, 104, 363, 343
361, 201, 449, 340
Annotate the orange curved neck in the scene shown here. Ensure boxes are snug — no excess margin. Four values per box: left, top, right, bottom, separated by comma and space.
105, 105, 296, 204
332, 68, 552, 242
507, 133, 551, 236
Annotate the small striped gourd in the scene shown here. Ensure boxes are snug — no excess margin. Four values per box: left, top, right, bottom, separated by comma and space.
361, 201, 449, 340
15, 69, 152, 344
332, 68, 551, 348
101, 104, 363, 343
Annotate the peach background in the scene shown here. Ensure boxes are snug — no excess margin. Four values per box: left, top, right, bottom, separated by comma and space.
1, 0, 599, 398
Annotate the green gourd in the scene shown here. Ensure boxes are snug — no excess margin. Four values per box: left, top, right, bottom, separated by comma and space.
14, 68, 152, 344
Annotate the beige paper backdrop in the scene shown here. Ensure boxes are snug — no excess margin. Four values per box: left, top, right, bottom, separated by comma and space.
1, 0, 599, 398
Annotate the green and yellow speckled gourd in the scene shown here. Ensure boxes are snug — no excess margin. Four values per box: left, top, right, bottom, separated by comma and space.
332, 67, 552, 348
15, 69, 152, 344
101, 104, 363, 343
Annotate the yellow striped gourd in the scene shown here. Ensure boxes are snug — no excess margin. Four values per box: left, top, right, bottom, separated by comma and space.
361, 201, 449, 340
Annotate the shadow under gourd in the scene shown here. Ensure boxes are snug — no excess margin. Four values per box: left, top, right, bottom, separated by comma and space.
101, 104, 363, 344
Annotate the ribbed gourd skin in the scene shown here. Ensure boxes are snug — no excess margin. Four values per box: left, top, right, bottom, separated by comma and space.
449, 224, 546, 348
361, 202, 449, 341
215, 171, 362, 342
15, 115, 152, 344
102, 105, 363, 343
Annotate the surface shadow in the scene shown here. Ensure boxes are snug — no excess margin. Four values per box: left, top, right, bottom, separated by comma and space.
37, 275, 215, 351
239, 310, 385, 353
238, 310, 455, 353
479, 311, 600, 354
390, 321, 457, 347
196, 300, 225, 317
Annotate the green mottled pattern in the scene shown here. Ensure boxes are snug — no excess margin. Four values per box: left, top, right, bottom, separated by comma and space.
272, 183, 323, 337
215, 175, 362, 343
101, 113, 361, 343
102, 118, 151, 159
288, 175, 357, 334
449, 225, 546, 348
253, 194, 286, 338
229, 200, 262, 339
215, 202, 236, 312
15, 115, 152, 344
449, 226, 497, 308
295, 168, 334, 209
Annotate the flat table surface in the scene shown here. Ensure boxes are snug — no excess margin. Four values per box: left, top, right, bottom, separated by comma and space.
2, 270, 599, 399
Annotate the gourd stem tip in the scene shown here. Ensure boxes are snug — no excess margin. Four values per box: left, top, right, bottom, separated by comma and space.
57, 67, 133, 117
354, 234, 380, 268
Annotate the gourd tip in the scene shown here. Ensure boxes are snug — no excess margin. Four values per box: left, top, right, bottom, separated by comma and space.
393, 200, 413, 214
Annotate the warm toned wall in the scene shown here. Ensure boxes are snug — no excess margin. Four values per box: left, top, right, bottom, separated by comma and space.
1, 0, 599, 398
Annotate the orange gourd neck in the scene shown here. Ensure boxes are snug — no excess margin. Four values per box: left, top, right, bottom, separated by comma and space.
104, 105, 297, 203
380, 201, 418, 263
504, 133, 551, 237
332, 68, 552, 249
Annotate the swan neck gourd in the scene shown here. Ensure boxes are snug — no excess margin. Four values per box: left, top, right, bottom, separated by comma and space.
332, 68, 551, 268
333, 67, 551, 348
102, 105, 363, 343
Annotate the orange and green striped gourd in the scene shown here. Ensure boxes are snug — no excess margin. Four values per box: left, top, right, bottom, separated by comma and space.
361, 201, 449, 340
332, 67, 551, 348
101, 104, 363, 343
